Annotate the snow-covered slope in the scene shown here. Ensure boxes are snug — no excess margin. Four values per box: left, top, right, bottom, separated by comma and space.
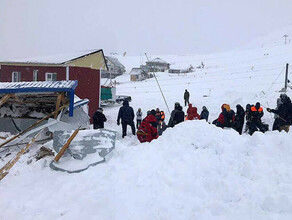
1, 27, 292, 220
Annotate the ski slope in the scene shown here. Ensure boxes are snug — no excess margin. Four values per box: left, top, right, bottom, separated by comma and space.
1, 31, 292, 220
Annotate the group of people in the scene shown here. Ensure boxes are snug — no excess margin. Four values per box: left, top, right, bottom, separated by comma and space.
212, 93, 292, 135
92, 91, 292, 143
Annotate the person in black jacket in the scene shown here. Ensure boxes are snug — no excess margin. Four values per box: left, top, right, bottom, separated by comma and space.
117, 100, 135, 138
168, 102, 185, 127
93, 107, 107, 129
248, 102, 267, 135
184, 89, 190, 106
267, 94, 292, 132
200, 106, 209, 122
232, 104, 245, 134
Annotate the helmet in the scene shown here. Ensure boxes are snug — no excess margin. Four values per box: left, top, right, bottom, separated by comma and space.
138, 108, 141, 111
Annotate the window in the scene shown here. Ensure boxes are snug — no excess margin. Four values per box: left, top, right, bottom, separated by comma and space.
45, 72, 57, 81
33, 70, 38, 81
12, 71, 21, 82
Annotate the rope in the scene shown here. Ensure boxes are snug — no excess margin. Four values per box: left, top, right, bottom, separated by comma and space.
145, 53, 171, 115
267, 66, 286, 91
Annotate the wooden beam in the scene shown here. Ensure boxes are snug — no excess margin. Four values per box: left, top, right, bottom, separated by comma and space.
0, 103, 69, 149
0, 94, 13, 107
54, 93, 62, 119
54, 129, 79, 163
0, 130, 43, 181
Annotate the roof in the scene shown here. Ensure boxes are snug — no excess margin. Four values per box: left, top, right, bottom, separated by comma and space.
0, 49, 102, 65
148, 57, 168, 64
0, 81, 78, 117
0, 81, 78, 93
105, 56, 125, 69
130, 68, 142, 75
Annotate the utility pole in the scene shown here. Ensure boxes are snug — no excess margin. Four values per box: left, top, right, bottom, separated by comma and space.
283, 34, 289, 44
284, 63, 289, 91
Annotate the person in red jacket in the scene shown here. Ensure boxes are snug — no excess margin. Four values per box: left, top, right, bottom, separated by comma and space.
137, 109, 159, 143
213, 104, 235, 128
186, 104, 200, 120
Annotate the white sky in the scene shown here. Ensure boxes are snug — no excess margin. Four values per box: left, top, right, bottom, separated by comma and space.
0, 0, 292, 58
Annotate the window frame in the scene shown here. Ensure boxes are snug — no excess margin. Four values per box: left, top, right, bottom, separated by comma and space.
33, 70, 38, 82
12, 71, 21, 82
45, 72, 57, 81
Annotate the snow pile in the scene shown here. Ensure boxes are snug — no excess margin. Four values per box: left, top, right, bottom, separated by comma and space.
1, 121, 292, 219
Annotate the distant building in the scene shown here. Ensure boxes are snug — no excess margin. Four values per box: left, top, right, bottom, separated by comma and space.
101, 56, 126, 78
145, 57, 170, 72
0, 49, 107, 121
130, 68, 150, 82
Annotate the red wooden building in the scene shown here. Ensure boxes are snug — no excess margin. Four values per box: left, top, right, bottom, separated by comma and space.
0, 50, 108, 121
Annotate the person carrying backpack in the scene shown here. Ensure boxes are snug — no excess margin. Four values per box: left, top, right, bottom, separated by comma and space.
92, 107, 107, 129
117, 100, 135, 138
136, 108, 143, 129
137, 109, 158, 143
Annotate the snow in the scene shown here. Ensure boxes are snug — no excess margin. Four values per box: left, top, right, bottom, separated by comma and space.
1, 49, 101, 64
0, 80, 77, 90
1, 27, 292, 219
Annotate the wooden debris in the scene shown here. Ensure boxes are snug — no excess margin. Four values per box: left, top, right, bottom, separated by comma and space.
0, 103, 68, 149
0, 130, 43, 181
35, 147, 55, 161
54, 129, 79, 163
0, 94, 13, 107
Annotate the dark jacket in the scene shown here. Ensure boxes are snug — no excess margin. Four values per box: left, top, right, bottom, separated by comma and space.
250, 106, 263, 122
216, 104, 235, 128
168, 106, 185, 127
93, 110, 107, 129
200, 108, 209, 121
233, 105, 245, 134
117, 100, 135, 124
270, 99, 292, 126
184, 90, 190, 100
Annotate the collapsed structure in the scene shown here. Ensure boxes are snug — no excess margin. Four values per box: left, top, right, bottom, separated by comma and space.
0, 80, 116, 180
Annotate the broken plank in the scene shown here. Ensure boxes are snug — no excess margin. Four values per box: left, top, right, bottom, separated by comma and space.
54, 129, 79, 163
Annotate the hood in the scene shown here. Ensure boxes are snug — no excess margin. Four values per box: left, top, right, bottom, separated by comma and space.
188, 104, 192, 108
123, 100, 129, 106
144, 115, 157, 122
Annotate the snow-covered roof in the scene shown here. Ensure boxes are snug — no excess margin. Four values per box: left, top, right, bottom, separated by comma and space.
148, 57, 168, 64
130, 68, 142, 75
0, 49, 102, 65
0, 81, 78, 91
105, 56, 125, 69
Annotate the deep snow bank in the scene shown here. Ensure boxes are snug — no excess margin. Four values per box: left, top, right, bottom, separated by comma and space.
1, 121, 292, 220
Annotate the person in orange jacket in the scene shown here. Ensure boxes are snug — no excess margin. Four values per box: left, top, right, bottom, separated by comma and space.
248, 102, 268, 135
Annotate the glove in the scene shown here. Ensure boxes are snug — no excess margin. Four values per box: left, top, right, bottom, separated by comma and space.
267, 108, 271, 112
117, 121, 120, 126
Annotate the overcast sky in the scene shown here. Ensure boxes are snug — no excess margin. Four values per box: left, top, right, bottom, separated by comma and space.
0, 0, 292, 58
